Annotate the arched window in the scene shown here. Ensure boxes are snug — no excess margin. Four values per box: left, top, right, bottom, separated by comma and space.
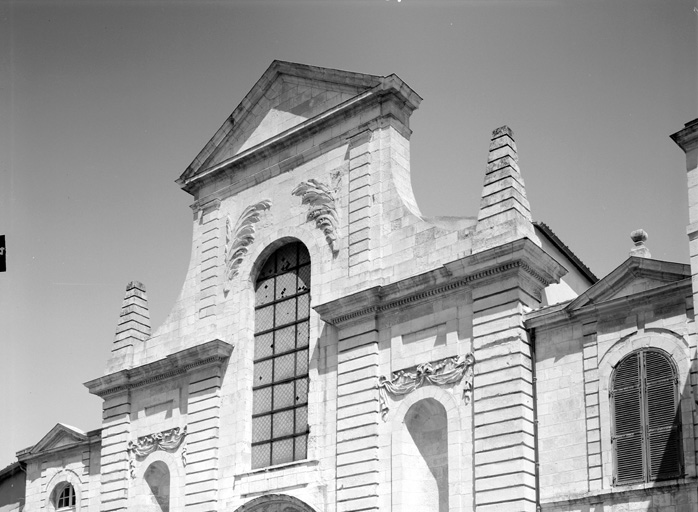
252, 242, 310, 469
611, 349, 682, 484
55, 483, 76, 510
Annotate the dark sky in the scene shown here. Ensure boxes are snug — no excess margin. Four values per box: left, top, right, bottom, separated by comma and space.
0, 0, 696, 467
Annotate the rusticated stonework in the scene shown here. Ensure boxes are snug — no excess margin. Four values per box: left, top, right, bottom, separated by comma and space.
223, 199, 272, 292
378, 354, 475, 419
292, 178, 340, 255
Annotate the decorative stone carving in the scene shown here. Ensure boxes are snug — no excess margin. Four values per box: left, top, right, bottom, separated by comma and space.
127, 426, 187, 477
224, 200, 272, 293
292, 178, 340, 255
378, 354, 475, 420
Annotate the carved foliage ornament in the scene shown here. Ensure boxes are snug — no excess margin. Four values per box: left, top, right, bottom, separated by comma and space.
378, 354, 475, 420
292, 178, 340, 255
224, 200, 272, 293
127, 426, 187, 478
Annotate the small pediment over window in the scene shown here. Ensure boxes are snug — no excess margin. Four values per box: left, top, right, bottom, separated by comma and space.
566, 257, 690, 311
27, 423, 89, 456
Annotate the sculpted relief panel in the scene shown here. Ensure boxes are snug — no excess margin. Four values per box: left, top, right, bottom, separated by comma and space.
378, 354, 475, 419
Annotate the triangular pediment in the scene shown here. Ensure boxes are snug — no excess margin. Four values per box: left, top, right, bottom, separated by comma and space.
566, 257, 690, 311
181, 60, 382, 183
30, 423, 88, 455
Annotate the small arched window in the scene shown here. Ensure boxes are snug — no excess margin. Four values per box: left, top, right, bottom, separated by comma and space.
251, 242, 310, 469
55, 483, 76, 510
611, 349, 682, 484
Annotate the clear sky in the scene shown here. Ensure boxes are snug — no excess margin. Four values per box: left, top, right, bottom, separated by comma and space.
0, 0, 695, 468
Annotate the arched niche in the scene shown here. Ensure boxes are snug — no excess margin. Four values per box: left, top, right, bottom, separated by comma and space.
399, 398, 449, 512
144, 461, 170, 512
132, 451, 183, 512
232, 493, 317, 512
387, 383, 469, 512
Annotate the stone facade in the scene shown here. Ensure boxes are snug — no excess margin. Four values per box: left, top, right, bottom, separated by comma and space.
13, 62, 698, 512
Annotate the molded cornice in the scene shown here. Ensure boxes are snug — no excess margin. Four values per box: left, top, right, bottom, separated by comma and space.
315, 238, 566, 327
84, 339, 233, 398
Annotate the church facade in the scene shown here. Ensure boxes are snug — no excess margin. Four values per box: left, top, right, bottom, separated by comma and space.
12, 62, 698, 512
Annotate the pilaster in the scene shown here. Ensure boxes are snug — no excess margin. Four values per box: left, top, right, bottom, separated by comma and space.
184, 364, 225, 512
581, 321, 602, 490
335, 317, 381, 512
198, 199, 222, 319
347, 131, 373, 276
99, 391, 131, 512
471, 269, 540, 512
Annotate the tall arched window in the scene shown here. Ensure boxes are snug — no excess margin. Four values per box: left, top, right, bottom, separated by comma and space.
252, 242, 310, 469
611, 349, 682, 484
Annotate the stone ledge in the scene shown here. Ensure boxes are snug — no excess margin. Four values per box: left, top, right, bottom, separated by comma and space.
85, 339, 233, 398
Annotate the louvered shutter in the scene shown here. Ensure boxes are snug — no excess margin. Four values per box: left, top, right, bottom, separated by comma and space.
612, 353, 644, 484
644, 351, 682, 480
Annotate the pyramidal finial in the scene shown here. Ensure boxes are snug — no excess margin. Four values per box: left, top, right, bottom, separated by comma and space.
629, 229, 651, 258
472, 126, 540, 253
110, 281, 150, 368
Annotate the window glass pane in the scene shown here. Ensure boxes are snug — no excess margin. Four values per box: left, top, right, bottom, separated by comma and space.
294, 434, 308, 460
271, 438, 294, 465
275, 299, 296, 327
252, 415, 271, 442
251, 443, 270, 470
272, 410, 294, 438
297, 321, 309, 348
254, 333, 273, 360
255, 278, 275, 306
275, 325, 296, 354
273, 382, 294, 409
274, 353, 295, 382
297, 265, 310, 293
277, 244, 298, 272
295, 377, 309, 405
275, 271, 296, 301
297, 294, 310, 320
259, 254, 276, 279
253, 387, 272, 415
295, 407, 308, 434
296, 349, 309, 376
255, 305, 274, 333
298, 245, 310, 265
253, 359, 272, 387
295, 435, 308, 460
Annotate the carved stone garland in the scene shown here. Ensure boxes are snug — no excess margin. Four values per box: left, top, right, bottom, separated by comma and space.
223, 199, 272, 293
378, 354, 475, 420
127, 426, 187, 478
291, 178, 340, 255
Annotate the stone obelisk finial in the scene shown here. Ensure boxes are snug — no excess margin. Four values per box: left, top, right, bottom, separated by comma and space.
472, 126, 540, 253
106, 281, 150, 372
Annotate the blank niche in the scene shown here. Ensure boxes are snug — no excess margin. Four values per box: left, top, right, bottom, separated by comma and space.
403, 398, 449, 512
144, 461, 170, 512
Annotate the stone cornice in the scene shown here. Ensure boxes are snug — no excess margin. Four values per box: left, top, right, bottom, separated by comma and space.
671, 118, 698, 154
315, 238, 566, 327
525, 278, 692, 329
84, 339, 233, 398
